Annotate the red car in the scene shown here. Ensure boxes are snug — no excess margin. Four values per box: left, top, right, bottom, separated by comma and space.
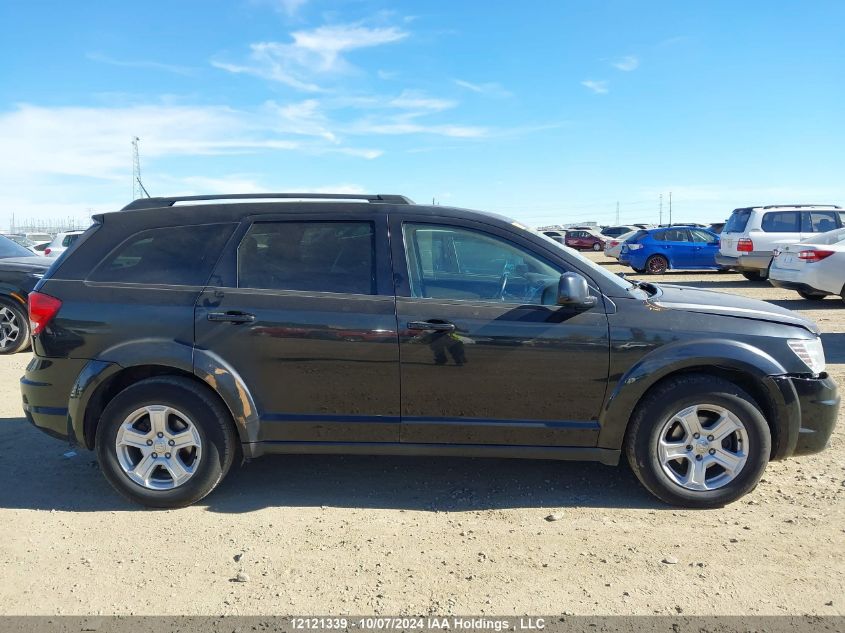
565, 230, 605, 251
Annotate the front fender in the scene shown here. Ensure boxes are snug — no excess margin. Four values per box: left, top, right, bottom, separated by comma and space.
597, 339, 797, 454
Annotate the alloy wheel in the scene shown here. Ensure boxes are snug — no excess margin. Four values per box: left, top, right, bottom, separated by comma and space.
114, 405, 203, 490
0, 306, 21, 350
656, 404, 749, 491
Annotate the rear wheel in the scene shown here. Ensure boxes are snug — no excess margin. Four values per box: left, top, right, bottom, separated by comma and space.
625, 374, 770, 508
95, 376, 238, 508
797, 290, 828, 301
0, 298, 31, 354
592, 242, 602, 251
646, 255, 668, 275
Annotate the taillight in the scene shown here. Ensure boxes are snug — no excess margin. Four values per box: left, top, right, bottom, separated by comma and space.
737, 238, 754, 252
44, 248, 51, 255
797, 250, 834, 263
28, 292, 62, 335
610, 240, 619, 247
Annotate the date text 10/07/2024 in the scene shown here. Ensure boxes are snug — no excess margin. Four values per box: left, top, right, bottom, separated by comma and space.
291, 617, 547, 631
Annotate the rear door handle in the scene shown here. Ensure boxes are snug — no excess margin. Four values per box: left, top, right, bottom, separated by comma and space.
407, 321, 456, 332
207, 311, 256, 324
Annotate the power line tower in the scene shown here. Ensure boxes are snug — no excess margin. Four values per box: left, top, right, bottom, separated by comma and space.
659, 193, 663, 225
131, 136, 151, 199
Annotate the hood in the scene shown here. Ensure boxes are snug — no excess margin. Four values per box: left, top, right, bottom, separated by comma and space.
0, 256, 53, 272
651, 284, 819, 334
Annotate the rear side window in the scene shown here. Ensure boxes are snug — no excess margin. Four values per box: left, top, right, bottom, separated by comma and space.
238, 221, 375, 295
89, 223, 236, 285
761, 211, 801, 232
62, 234, 80, 247
724, 209, 751, 233
803, 211, 839, 233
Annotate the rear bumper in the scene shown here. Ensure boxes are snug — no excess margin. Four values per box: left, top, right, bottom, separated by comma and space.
769, 278, 826, 295
770, 374, 839, 457
20, 356, 92, 444
715, 252, 772, 272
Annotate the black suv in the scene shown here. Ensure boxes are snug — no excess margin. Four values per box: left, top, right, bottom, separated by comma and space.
21, 193, 839, 508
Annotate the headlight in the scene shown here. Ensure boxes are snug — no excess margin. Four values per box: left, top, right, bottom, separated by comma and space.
788, 338, 826, 374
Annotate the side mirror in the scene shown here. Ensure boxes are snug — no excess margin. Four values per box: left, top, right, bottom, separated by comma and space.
557, 272, 598, 309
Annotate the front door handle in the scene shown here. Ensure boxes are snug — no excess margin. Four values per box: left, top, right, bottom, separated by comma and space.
407, 321, 456, 332
207, 311, 256, 324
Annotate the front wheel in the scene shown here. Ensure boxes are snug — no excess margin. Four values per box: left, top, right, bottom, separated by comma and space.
95, 376, 238, 508
797, 290, 828, 301
592, 242, 602, 251
0, 298, 31, 354
625, 374, 770, 508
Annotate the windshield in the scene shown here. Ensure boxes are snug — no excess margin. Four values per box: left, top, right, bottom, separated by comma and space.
529, 228, 645, 294
0, 235, 36, 258
801, 226, 845, 245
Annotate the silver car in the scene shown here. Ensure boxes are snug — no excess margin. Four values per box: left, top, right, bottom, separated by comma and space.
604, 229, 640, 259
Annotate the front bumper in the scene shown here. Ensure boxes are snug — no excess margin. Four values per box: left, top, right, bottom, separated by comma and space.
715, 252, 772, 272
772, 374, 840, 457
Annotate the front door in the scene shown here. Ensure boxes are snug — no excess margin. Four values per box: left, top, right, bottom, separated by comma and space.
194, 213, 401, 444
391, 217, 610, 447
689, 229, 720, 267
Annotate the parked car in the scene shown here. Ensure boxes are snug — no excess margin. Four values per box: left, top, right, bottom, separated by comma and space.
601, 225, 639, 239
717, 205, 843, 281
769, 227, 845, 303
25, 233, 53, 253
44, 230, 85, 258
0, 254, 52, 353
619, 227, 721, 274
542, 230, 565, 244
0, 234, 41, 260
1, 234, 43, 256
604, 230, 639, 260
22, 192, 838, 509
565, 229, 605, 251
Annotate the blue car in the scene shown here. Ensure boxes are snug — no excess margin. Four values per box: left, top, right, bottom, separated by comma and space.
619, 227, 722, 274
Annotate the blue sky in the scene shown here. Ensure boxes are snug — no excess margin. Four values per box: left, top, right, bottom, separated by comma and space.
2, 0, 844, 227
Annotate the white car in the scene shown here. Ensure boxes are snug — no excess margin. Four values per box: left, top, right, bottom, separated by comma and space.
717, 204, 843, 281
44, 230, 85, 258
25, 232, 53, 254
769, 227, 845, 303
604, 229, 639, 259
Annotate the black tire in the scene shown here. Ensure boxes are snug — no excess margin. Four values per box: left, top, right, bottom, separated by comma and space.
645, 255, 668, 275
95, 376, 238, 508
625, 374, 771, 508
741, 271, 763, 281
632, 267, 646, 274
797, 290, 827, 301
592, 242, 602, 251
0, 297, 31, 354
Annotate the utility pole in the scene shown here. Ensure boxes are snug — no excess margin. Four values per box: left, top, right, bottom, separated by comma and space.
669, 191, 673, 225
131, 136, 151, 199
659, 194, 663, 225
615, 201, 620, 224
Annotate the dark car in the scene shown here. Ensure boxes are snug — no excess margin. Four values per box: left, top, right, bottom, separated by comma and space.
619, 227, 722, 274
0, 255, 52, 353
564, 229, 605, 251
21, 193, 838, 509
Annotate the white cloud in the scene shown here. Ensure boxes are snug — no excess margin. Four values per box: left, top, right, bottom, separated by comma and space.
453, 79, 512, 97
214, 23, 409, 91
581, 80, 609, 94
388, 90, 456, 112
275, 0, 308, 16
86, 52, 196, 76
611, 55, 640, 71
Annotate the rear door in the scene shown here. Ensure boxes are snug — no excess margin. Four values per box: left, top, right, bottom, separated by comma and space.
194, 211, 401, 444
390, 215, 610, 448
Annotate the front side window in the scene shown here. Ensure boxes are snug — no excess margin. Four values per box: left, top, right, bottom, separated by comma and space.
690, 229, 715, 243
761, 211, 800, 232
238, 221, 375, 295
90, 223, 236, 285
403, 223, 562, 304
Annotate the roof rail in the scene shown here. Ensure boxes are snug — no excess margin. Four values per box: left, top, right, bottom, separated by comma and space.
121, 193, 414, 211
760, 204, 841, 209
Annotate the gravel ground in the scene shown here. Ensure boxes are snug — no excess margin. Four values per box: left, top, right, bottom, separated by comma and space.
0, 255, 842, 616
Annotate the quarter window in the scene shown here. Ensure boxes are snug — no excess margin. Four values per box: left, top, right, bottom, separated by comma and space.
90, 223, 236, 285
238, 222, 375, 295
403, 223, 562, 304
803, 211, 839, 233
